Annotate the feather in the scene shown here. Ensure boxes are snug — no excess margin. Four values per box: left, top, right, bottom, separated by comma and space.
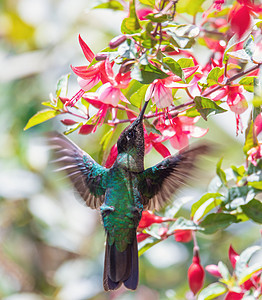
49, 132, 108, 209
103, 234, 138, 291
139, 144, 210, 210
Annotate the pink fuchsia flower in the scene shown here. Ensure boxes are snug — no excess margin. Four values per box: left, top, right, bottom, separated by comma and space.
145, 66, 199, 108
213, 85, 248, 134
247, 144, 262, 166
254, 113, 262, 137
157, 116, 208, 150
144, 131, 171, 158
137, 8, 153, 20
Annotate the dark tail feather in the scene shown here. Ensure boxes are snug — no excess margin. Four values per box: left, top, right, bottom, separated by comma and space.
103, 235, 139, 291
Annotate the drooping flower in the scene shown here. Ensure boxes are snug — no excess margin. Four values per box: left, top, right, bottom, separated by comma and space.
137, 232, 151, 243
229, 244, 239, 269
188, 250, 205, 295
157, 116, 208, 150
144, 131, 171, 158
212, 85, 248, 134
145, 66, 199, 108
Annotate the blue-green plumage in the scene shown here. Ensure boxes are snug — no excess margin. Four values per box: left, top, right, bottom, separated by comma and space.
50, 101, 208, 291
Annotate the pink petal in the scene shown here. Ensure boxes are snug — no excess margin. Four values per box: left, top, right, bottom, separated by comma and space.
71, 65, 99, 80
189, 126, 209, 138
170, 133, 189, 150
205, 264, 222, 277
145, 84, 156, 102
78, 34, 95, 62
254, 113, 262, 136
78, 75, 100, 91
153, 82, 173, 108
99, 84, 120, 107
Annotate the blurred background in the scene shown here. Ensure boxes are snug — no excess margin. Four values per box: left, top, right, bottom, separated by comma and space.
0, 0, 261, 299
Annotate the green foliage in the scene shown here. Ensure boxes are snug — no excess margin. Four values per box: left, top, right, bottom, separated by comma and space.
194, 96, 227, 120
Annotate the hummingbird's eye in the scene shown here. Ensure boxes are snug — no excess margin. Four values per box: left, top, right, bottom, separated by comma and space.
128, 130, 135, 139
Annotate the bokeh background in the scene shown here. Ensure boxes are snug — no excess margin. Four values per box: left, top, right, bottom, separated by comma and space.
0, 0, 261, 299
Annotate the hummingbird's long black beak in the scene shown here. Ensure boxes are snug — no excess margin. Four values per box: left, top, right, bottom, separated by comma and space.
137, 100, 149, 123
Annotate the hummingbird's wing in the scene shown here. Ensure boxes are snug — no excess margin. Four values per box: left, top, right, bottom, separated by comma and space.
49, 133, 108, 209
138, 144, 209, 210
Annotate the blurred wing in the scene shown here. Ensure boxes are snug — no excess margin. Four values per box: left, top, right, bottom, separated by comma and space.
49, 133, 108, 209
138, 144, 209, 210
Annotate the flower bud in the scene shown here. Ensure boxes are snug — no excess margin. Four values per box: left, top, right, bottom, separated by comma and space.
95, 53, 108, 61
78, 124, 94, 135
188, 252, 205, 295
205, 264, 222, 278
174, 230, 192, 243
137, 232, 150, 243
138, 211, 168, 229
61, 119, 78, 126
109, 35, 127, 49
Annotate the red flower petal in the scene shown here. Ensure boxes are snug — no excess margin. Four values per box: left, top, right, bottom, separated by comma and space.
104, 144, 118, 168
78, 124, 95, 135
205, 264, 222, 277
137, 232, 150, 243
78, 34, 95, 62
138, 211, 168, 229
152, 142, 171, 158
229, 4, 251, 38
224, 291, 244, 300
229, 244, 239, 268
188, 255, 205, 295
174, 229, 192, 243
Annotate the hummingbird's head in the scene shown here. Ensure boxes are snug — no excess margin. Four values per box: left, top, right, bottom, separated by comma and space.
116, 101, 148, 171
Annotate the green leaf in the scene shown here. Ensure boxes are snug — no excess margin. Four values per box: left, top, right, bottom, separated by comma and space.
93, 1, 124, 10
248, 181, 262, 190
235, 245, 261, 278
138, 236, 161, 256
216, 158, 227, 186
206, 67, 224, 86
162, 57, 185, 81
176, 0, 205, 15
131, 63, 169, 84
238, 262, 262, 285
243, 118, 258, 154
194, 96, 227, 121
174, 24, 200, 38
144, 119, 162, 135
118, 39, 137, 59
177, 58, 194, 68
139, 0, 155, 7
227, 49, 252, 62
56, 74, 70, 97
192, 193, 223, 222
241, 199, 262, 223
191, 193, 222, 218
100, 128, 114, 151
64, 122, 83, 135
239, 77, 256, 93
218, 261, 231, 282
198, 282, 227, 300
130, 85, 149, 108
24, 109, 59, 131
121, 0, 141, 34
200, 213, 238, 234
223, 32, 251, 63
145, 13, 169, 23
167, 217, 202, 234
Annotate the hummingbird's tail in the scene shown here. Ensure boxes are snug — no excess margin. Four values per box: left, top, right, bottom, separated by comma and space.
103, 235, 138, 291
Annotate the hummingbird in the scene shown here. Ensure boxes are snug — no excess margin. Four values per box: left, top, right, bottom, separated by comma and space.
50, 100, 208, 291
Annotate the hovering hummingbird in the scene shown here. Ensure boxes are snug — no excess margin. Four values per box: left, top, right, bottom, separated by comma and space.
50, 100, 208, 291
